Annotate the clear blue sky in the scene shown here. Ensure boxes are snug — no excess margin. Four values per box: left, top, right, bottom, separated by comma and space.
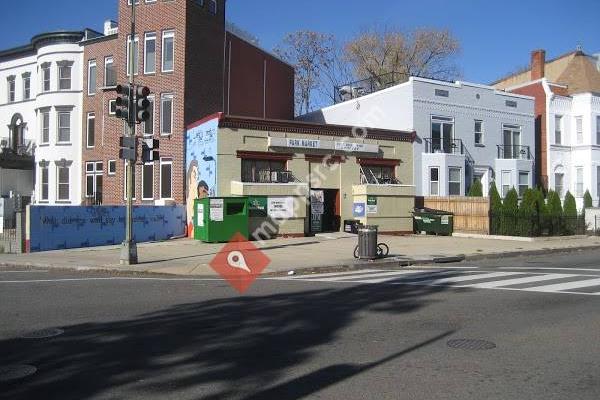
2, 0, 598, 84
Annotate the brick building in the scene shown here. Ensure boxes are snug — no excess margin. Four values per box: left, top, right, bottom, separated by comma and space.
81, 0, 294, 206
493, 49, 600, 207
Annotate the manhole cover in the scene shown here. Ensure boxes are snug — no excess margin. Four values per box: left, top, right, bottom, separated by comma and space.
20, 328, 64, 339
447, 339, 496, 351
0, 365, 37, 382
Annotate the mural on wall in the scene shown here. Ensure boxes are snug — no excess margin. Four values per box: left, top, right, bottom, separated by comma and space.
28, 205, 186, 252
185, 117, 219, 237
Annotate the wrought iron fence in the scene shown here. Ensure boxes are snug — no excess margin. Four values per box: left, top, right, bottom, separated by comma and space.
424, 138, 465, 155
496, 145, 532, 160
490, 213, 586, 237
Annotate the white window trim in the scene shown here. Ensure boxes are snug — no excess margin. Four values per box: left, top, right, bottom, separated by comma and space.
86, 113, 96, 148
161, 30, 175, 73
108, 99, 116, 115
108, 160, 117, 176
56, 165, 70, 202
448, 167, 462, 196
160, 158, 174, 200
42, 65, 51, 92
22, 74, 30, 100
575, 116, 583, 145
160, 93, 174, 136
518, 171, 529, 197
56, 111, 71, 144
40, 109, 50, 145
57, 63, 72, 91
429, 166, 440, 196
85, 161, 103, 198
555, 115, 562, 145
575, 166, 584, 197
142, 162, 155, 200
104, 56, 115, 87
501, 170, 512, 198
7, 77, 15, 102
126, 35, 140, 76
144, 32, 157, 75
474, 119, 484, 145
87, 60, 97, 95
40, 166, 49, 202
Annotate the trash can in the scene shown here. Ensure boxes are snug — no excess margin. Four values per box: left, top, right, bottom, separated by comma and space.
413, 208, 454, 236
194, 197, 249, 243
344, 219, 362, 234
357, 225, 378, 260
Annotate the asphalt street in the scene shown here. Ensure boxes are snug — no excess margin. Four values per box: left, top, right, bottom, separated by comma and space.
1, 250, 600, 399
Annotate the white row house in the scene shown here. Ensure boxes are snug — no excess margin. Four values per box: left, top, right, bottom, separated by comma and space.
0, 31, 99, 205
301, 76, 536, 198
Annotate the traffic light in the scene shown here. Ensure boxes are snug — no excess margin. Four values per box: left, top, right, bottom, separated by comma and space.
119, 136, 137, 161
142, 139, 159, 162
115, 84, 133, 123
135, 86, 151, 124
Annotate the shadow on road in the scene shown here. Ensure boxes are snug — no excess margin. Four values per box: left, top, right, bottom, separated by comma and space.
1, 282, 453, 399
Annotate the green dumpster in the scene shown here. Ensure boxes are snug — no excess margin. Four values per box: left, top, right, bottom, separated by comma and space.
194, 197, 249, 242
413, 208, 454, 236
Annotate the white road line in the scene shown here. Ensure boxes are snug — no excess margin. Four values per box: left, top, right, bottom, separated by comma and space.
525, 277, 600, 293
498, 267, 600, 273
0, 270, 49, 273
464, 273, 578, 289
288, 270, 433, 283
0, 277, 225, 284
344, 270, 470, 284
414, 271, 524, 285
285, 269, 382, 280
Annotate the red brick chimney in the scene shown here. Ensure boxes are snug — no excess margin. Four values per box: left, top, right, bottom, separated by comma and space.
531, 49, 546, 80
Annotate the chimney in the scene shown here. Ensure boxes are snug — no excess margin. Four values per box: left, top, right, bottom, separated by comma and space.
531, 49, 546, 81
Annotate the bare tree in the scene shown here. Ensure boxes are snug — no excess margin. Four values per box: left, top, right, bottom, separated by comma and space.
344, 27, 461, 84
275, 31, 333, 115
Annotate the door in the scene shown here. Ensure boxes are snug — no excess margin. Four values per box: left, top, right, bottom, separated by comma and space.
311, 189, 340, 233
503, 125, 521, 159
431, 116, 454, 153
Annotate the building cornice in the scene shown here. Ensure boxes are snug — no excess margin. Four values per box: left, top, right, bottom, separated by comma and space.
0, 31, 87, 60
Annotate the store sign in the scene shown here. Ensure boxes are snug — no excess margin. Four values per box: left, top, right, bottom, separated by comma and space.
287, 138, 320, 149
248, 196, 268, 217
353, 203, 366, 217
209, 199, 224, 222
269, 137, 379, 154
268, 197, 295, 219
366, 196, 378, 214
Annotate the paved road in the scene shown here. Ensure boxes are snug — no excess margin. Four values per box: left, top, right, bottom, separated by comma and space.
1, 250, 600, 399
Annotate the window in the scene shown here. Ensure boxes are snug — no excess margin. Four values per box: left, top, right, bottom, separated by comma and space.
555, 173, 564, 198
448, 167, 461, 196
104, 56, 116, 86
555, 115, 562, 145
85, 162, 103, 203
434, 89, 449, 97
58, 63, 72, 90
57, 165, 70, 201
502, 124, 521, 159
142, 162, 154, 200
109, 99, 116, 115
40, 110, 50, 144
576, 117, 583, 144
430, 116, 454, 153
88, 60, 97, 95
57, 111, 71, 143
144, 33, 156, 74
160, 94, 173, 135
576, 167, 584, 197
162, 30, 174, 72
143, 96, 154, 136
474, 120, 483, 145
22, 73, 30, 100
501, 171, 511, 198
208, 0, 217, 14
359, 165, 395, 184
123, 162, 137, 199
242, 159, 286, 183
126, 35, 139, 75
40, 166, 49, 202
518, 172, 529, 197
7, 76, 15, 102
108, 160, 116, 176
160, 158, 173, 199
41, 64, 51, 92
86, 113, 95, 148
597, 116, 600, 146
430, 167, 439, 196
505, 100, 517, 108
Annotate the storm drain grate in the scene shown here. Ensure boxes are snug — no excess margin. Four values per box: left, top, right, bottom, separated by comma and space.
20, 328, 64, 339
0, 365, 37, 382
447, 339, 496, 351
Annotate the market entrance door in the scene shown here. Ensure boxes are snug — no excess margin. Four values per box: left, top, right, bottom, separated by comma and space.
310, 189, 340, 233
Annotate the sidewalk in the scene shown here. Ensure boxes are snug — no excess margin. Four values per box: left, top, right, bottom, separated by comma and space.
1, 234, 600, 276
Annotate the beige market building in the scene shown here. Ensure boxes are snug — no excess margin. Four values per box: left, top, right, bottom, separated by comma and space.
185, 113, 416, 238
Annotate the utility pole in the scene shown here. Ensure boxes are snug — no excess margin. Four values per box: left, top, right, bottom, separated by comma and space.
120, 0, 138, 265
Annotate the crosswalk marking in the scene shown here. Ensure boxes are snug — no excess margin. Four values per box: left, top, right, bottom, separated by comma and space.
271, 269, 600, 296
463, 273, 577, 289
525, 277, 600, 293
